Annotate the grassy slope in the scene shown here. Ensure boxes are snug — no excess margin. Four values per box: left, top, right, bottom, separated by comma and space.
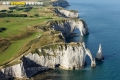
0, 0, 64, 66
0, 17, 44, 64
0, 17, 45, 38
0, 32, 41, 64
0, 8, 55, 65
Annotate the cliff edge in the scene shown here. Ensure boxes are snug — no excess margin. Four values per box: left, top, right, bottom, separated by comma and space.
0, 42, 96, 79
48, 19, 89, 36
54, 8, 79, 18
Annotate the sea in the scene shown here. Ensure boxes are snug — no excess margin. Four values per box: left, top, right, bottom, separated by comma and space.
34, 0, 120, 80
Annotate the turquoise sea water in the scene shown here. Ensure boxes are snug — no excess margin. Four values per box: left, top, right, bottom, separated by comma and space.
57, 0, 120, 80
36, 0, 120, 80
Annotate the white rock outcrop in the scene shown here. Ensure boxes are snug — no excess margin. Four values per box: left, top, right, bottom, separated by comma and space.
54, 8, 79, 18
26, 43, 87, 69
0, 42, 96, 79
0, 62, 26, 79
96, 44, 104, 61
22, 42, 96, 69
59, 9, 79, 18
51, 20, 89, 36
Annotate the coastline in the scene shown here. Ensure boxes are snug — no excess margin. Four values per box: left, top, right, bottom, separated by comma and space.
0, 0, 98, 79
31, 0, 91, 79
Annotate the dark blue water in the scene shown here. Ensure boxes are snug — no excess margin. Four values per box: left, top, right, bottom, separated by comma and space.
35, 0, 120, 80
49, 0, 120, 80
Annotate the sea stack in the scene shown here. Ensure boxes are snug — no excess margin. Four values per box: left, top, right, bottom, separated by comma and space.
96, 44, 104, 61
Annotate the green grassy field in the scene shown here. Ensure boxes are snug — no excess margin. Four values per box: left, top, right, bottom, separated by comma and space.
0, 32, 41, 64
0, 17, 46, 38
0, 4, 59, 65
0, 0, 66, 66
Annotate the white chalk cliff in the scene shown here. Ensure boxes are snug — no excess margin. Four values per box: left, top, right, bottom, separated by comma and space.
54, 8, 79, 18
96, 44, 104, 60
50, 20, 89, 36
0, 42, 96, 78
0, 0, 100, 79
0, 62, 26, 79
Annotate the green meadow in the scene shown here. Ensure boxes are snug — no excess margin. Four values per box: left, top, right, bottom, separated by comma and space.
0, 32, 41, 64
0, 3, 59, 65
0, 17, 45, 38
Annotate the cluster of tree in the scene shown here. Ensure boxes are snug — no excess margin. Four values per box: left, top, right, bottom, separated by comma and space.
0, 13, 27, 17
9, 6, 32, 12
0, 10, 13, 13
0, 10, 7, 12
9, 6, 17, 10
23, 7, 32, 12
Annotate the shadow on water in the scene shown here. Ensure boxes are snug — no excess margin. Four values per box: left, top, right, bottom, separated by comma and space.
65, 27, 81, 43
65, 33, 89, 46
65, 27, 89, 45
85, 55, 91, 66
96, 61, 104, 66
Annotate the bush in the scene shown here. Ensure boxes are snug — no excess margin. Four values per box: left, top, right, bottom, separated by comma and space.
45, 17, 53, 19
5, 20, 10, 22
34, 14, 39, 17
7, 10, 13, 13
20, 14, 27, 17
0, 13, 27, 17
0, 10, 7, 12
23, 9, 30, 12
27, 7, 32, 9
0, 13, 6, 17
0, 28, 6, 32
30, 16, 33, 17
16, 8, 24, 11
9, 6, 17, 10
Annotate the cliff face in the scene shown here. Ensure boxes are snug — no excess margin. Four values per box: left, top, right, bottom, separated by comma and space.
26, 42, 88, 69
0, 62, 26, 79
54, 8, 79, 18
50, 0, 69, 7
49, 20, 89, 36
0, 42, 96, 79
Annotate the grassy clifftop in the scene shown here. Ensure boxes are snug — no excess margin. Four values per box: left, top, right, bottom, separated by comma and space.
0, 5, 58, 65
0, 0, 79, 67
